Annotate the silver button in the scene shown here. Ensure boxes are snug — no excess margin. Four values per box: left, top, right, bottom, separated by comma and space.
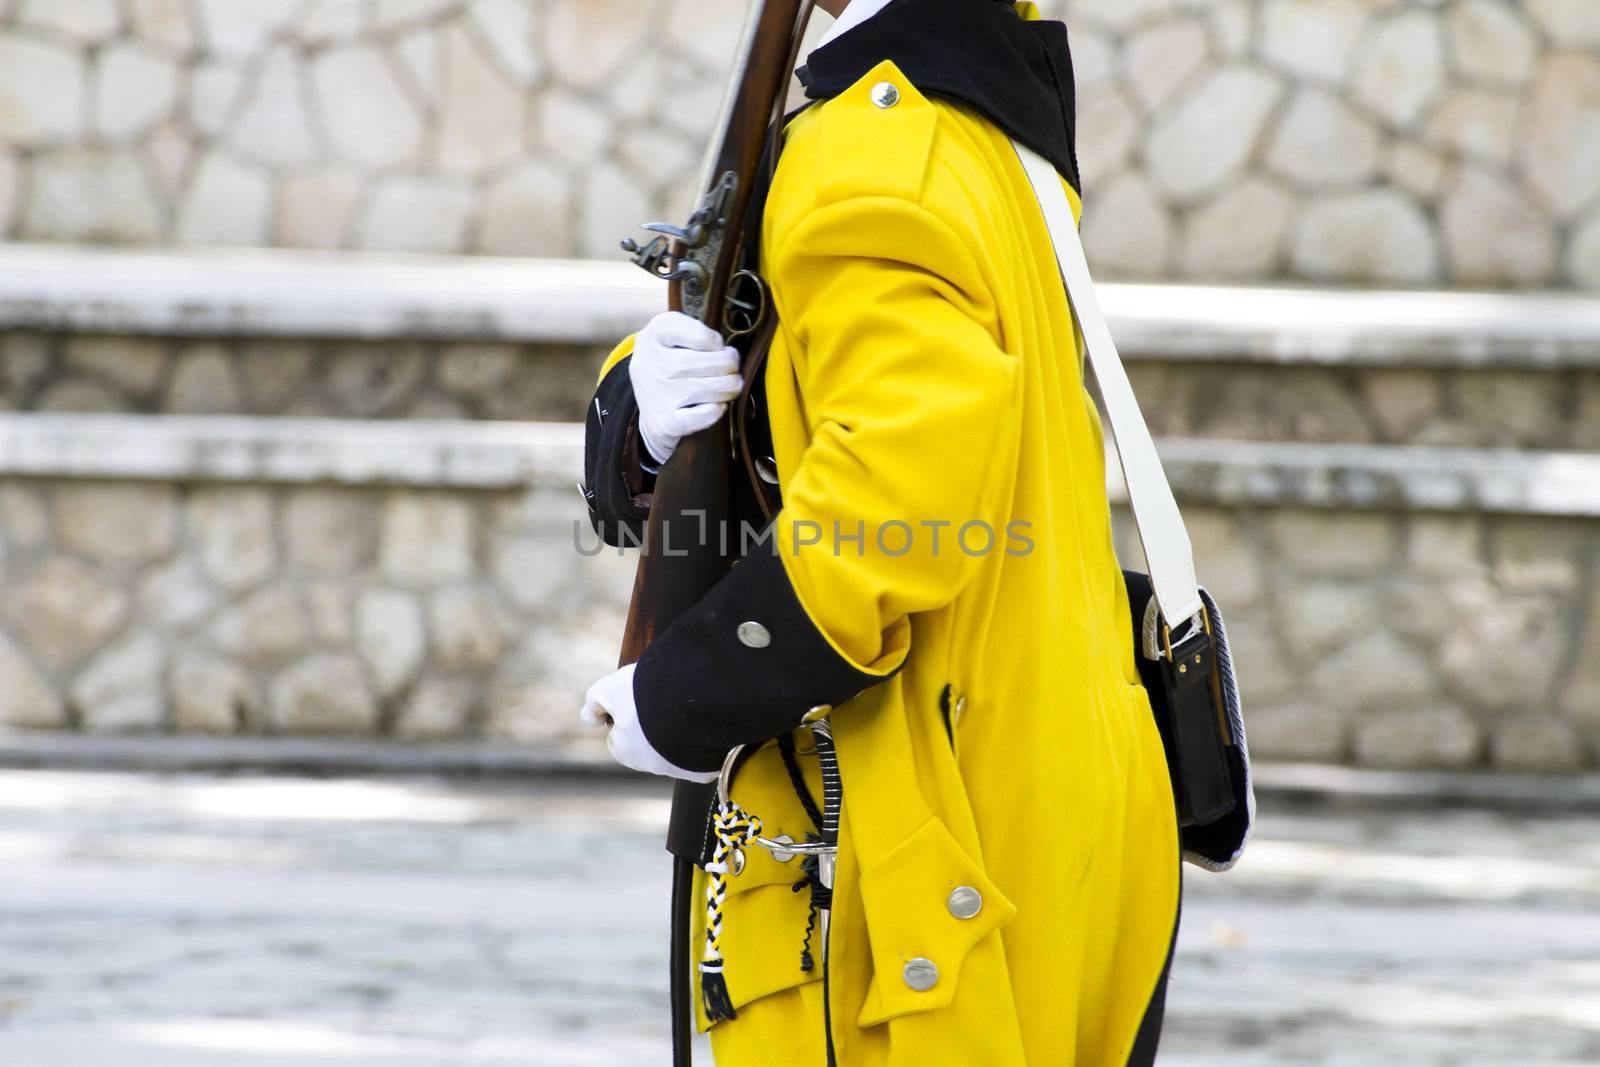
736, 621, 771, 648
902, 957, 939, 991
727, 847, 745, 876
769, 834, 797, 863
870, 82, 900, 109
947, 886, 982, 920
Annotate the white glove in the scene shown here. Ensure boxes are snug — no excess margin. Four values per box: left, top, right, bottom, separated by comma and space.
580, 664, 720, 783
629, 311, 743, 466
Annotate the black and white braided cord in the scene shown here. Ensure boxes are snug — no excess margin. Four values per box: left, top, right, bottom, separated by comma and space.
700, 799, 763, 1022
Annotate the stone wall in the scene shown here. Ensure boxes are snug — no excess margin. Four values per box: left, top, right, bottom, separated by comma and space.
6, 329, 1598, 455
1063, 0, 1600, 289
1, 246, 1598, 772
1111, 506, 1600, 773
0, 330, 603, 421
0, 477, 631, 748
0, 0, 729, 261
1, 413, 1595, 774
0, 416, 632, 765
1, 1, 1598, 290
1127, 361, 1600, 449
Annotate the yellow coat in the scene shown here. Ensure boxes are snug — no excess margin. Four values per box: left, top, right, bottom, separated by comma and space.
647, 59, 1184, 1066
592, 35, 1181, 1062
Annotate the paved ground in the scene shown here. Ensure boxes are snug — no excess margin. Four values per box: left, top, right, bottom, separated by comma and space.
0, 767, 1595, 1066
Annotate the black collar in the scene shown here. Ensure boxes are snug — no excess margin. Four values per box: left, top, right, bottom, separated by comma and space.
796, 0, 1080, 192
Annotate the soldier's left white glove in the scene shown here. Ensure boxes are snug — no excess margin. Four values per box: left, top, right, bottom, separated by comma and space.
629, 311, 743, 467
580, 664, 720, 783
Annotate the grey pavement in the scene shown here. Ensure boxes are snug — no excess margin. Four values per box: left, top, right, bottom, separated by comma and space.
0, 768, 1596, 1066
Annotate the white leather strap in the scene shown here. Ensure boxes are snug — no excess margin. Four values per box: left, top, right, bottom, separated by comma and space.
1013, 140, 1204, 628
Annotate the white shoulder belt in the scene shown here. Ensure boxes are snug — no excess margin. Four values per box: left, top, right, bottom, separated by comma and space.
1012, 141, 1205, 629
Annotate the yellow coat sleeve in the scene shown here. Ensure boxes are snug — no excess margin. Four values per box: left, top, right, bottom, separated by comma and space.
767, 192, 1023, 676
626, 185, 1025, 774
626, 71, 1031, 773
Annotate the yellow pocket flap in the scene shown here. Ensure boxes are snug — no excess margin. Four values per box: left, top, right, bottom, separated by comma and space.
692, 740, 827, 1032
855, 816, 1016, 1027
692, 879, 822, 1032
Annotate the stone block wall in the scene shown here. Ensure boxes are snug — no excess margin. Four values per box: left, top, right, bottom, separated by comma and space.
0, 0, 730, 261
0, 427, 632, 767
1063, 0, 1600, 289
1111, 506, 1600, 773
2, 431, 1595, 774
1126, 361, 1600, 450
7, 328, 1599, 458
0, 330, 604, 421
2, 251, 1599, 771
1, 1, 1598, 289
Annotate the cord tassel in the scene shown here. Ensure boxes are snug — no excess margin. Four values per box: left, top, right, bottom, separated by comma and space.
699, 959, 738, 1023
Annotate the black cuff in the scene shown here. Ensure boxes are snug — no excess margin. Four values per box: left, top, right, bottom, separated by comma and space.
633, 538, 893, 773
582, 357, 655, 547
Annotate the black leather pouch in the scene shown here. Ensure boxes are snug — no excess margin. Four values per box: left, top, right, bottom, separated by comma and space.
1124, 571, 1253, 870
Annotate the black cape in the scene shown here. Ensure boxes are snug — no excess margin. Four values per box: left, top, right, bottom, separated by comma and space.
796, 0, 1081, 192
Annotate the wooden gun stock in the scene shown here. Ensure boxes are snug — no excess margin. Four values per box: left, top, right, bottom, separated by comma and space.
611, 8, 815, 1062
618, 0, 814, 669
616, 411, 735, 665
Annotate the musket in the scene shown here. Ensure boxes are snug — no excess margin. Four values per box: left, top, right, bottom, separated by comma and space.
616, 2, 815, 1061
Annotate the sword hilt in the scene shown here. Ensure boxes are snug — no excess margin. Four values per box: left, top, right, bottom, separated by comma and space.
716, 709, 841, 875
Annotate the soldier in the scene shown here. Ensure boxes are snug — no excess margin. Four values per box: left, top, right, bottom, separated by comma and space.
581, 1, 1180, 1063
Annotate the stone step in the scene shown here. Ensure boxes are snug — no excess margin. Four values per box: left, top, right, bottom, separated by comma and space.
4, 247, 1596, 451
3, 243, 1599, 366
0, 410, 1593, 771
2, 412, 1596, 518
3, 733, 1598, 811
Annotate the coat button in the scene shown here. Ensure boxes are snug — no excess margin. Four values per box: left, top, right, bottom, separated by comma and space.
902, 957, 939, 992
870, 82, 900, 109
947, 886, 983, 920
736, 621, 771, 648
